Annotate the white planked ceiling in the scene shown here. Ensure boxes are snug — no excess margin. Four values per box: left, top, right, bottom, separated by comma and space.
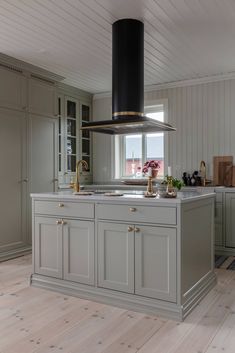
1, 0, 235, 93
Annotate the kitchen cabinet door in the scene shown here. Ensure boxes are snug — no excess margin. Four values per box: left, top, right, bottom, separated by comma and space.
135, 225, 177, 302
215, 203, 223, 246
29, 114, 58, 193
63, 219, 95, 285
34, 216, 63, 278
28, 77, 57, 118
98, 222, 134, 293
0, 108, 29, 259
28, 115, 58, 243
0, 67, 27, 111
225, 193, 235, 248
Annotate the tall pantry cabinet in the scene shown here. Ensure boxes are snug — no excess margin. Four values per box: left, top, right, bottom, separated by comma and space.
0, 65, 58, 261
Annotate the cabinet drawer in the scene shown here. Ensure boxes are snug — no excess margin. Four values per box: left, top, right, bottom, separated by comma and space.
35, 200, 94, 219
97, 204, 176, 225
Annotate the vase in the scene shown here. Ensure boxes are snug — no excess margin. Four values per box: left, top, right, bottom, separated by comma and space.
152, 169, 158, 179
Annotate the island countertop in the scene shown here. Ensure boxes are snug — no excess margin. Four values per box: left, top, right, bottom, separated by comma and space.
31, 190, 215, 204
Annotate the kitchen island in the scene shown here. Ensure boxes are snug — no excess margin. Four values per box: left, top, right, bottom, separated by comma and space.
30, 191, 216, 320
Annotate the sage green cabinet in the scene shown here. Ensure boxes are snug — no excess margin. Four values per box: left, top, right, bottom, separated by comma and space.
34, 215, 95, 285
63, 219, 95, 285
28, 77, 57, 118
29, 115, 58, 194
225, 193, 235, 248
98, 222, 134, 293
34, 216, 63, 279
0, 67, 27, 110
215, 203, 223, 247
98, 221, 177, 302
135, 225, 176, 302
0, 108, 30, 260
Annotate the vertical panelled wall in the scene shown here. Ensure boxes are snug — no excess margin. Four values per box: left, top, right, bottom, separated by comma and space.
93, 79, 235, 182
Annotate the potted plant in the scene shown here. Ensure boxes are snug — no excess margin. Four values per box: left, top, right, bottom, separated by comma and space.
161, 176, 185, 190
142, 160, 160, 178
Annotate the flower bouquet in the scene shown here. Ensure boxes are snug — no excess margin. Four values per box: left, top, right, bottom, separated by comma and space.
142, 160, 160, 178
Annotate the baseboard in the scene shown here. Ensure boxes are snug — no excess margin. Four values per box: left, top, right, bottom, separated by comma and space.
0, 245, 32, 262
215, 247, 235, 256
182, 271, 217, 319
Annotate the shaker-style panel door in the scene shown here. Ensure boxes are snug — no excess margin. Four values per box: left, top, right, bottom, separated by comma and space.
0, 109, 28, 257
98, 222, 134, 293
63, 219, 95, 285
135, 225, 177, 302
225, 193, 235, 248
34, 216, 63, 279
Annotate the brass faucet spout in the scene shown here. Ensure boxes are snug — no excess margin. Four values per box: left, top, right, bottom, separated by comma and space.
74, 160, 89, 192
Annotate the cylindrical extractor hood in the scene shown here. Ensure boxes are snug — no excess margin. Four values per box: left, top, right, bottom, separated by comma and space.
81, 18, 176, 135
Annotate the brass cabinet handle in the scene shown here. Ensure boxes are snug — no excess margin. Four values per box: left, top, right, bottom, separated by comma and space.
134, 227, 140, 233
58, 203, 64, 207
56, 220, 62, 225
129, 207, 136, 212
19, 178, 28, 183
127, 226, 134, 232
61, 220, 67, 225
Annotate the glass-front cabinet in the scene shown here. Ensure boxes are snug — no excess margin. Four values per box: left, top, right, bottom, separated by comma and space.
81, 103, 91, 172
66, 97, 77, 173
58, 95, 92, 185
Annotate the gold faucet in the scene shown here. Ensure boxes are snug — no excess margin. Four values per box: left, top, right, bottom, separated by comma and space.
73, 160, 88, 192
200, 160, 206, 186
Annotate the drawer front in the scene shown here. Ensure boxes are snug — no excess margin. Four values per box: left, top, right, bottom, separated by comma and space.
35, 200, 94, 219
97, 204, 176, 225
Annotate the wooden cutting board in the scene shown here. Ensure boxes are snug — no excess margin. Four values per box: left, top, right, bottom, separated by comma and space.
213, 156, 233, 185
218, 162, 233, 186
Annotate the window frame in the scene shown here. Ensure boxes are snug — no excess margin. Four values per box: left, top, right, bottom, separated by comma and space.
113, 98, 169, 180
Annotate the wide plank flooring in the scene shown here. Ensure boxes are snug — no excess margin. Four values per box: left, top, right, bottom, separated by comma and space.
0, 255, 235, 353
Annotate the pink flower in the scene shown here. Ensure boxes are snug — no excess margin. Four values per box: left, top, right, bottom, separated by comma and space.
142, 160, 160, 173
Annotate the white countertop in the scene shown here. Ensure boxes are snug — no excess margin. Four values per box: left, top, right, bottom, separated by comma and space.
31, 190, 215, 204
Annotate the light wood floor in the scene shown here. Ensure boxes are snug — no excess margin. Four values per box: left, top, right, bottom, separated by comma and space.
0, 256, 235, 353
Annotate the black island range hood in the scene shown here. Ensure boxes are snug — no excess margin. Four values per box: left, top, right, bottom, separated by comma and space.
81, 18, 176, 135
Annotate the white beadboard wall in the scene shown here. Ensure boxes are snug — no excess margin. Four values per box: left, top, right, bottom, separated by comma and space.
93, 79, 235, 182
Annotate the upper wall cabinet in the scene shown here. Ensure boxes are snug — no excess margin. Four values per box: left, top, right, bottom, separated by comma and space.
28, 77, 57, 118
0, 67, 27, 110
81, 103, 92, 172
58, 91, 93, 185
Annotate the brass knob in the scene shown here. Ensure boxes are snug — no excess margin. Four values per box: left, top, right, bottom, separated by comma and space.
56, 220, 62, 225
61, 220, 67, 225
58, 203, 64, 207
127, 226, 134, 232
129, 207, 136, 212
134, 227, 140, 233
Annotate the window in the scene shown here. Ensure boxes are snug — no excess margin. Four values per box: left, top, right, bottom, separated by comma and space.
115, 100, 168, 179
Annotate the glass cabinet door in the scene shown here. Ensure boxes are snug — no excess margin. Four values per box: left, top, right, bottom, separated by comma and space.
58, 96, 92, 184
81, 103, 91, 172
66, 98, 78, 173
58, 97, 62, 173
